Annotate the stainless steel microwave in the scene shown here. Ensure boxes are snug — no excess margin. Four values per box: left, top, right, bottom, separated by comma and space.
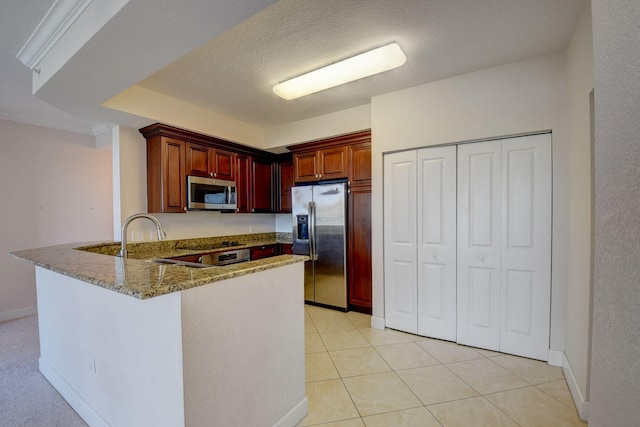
187, 175, 237, 210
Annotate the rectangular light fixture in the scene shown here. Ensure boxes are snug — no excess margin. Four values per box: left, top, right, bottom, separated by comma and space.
273, 42, 406, 100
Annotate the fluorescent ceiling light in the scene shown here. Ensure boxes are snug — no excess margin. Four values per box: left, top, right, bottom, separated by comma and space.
273, 42, 406, 100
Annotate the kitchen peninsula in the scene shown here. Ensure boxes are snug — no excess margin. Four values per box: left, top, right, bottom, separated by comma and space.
11, 233, 308, 427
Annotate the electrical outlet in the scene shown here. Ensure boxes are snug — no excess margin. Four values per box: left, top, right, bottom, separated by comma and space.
149, 231, 157, 240
137, 232, 144, 241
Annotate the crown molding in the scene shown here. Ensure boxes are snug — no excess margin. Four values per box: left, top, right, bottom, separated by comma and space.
16, 0, 94, 70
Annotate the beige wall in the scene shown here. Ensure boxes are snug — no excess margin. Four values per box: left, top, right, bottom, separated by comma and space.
370, 54, 571, 353
589, 0, 640, 425
564, 1, 594, 416
0, 119, 113, 320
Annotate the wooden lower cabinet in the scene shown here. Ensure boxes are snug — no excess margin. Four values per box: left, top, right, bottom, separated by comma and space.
279, 243, 293, 255
250, 244, 277, 260
348, 183, 372, 314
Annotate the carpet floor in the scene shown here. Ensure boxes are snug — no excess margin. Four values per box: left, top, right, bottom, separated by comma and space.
0, 315, 86, 427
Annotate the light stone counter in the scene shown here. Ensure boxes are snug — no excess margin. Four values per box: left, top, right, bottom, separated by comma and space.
10, 232, 303, 299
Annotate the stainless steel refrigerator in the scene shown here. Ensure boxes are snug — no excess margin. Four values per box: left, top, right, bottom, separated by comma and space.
292, 182, 347, 310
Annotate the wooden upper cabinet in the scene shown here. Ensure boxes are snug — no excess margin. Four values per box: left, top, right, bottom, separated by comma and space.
293, 151, 318, 182
293, 146, 348, 183
186, 143, 235, 180
146, 136, 186, 213
277, 156, 294, 213
212, 148, 235, 180
251, 156, 275, 212
235, 153, 251, 213
349, 142, 372, 183
318, 146, 348, 180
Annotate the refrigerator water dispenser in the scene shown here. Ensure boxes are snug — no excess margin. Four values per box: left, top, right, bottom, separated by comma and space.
296, 215, 309, 240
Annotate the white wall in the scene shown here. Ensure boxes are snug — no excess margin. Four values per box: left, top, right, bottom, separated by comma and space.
115, 126, 278, 241
0, 119, 113, 321
370, 53, 571, 351
564, 1, 594, 418
589, 0, 640, 425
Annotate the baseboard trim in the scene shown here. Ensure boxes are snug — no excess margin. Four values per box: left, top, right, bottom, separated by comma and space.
272, 396, 308, 427
0, 306, 37, 323
547, 349, 563, 367
39, 357, 109, 427
371, 316, 385, 330
558, 352, 589, 422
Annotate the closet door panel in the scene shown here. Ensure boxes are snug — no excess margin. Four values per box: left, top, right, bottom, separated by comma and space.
457, 141, 501, 351
417, 146, 457, 340
500, 134, 552, 360
384, 151, 418, 334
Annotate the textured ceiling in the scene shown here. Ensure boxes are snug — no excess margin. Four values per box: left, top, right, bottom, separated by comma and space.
138, 0, 585, 128
1, 0, 585, 134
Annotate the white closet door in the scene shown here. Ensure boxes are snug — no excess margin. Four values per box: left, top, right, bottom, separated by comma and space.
457, 140, 502, 351
500, 134, 552, 360
417, 146, 457, 340
384, 151, 418, 333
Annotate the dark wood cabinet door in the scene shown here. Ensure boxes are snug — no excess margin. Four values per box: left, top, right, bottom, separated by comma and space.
349, 143, 372, 183
185, 143, 210, 177
348, 184, 372, 313
250, 244, 277, 260
212, 148, 235, 180
164, 139, 186, 212
279, 243, 293, 255
319, 146, 348, 180
278, 157, 294, 213
146, 136, 186, 213
293, 151, 318, 182
251, 157, 274, 212
236, 154, 251, 213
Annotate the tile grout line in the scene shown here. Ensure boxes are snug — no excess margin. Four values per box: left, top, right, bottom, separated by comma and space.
303, 307, 579, 425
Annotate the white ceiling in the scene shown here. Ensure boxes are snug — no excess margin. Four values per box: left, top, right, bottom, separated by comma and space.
0, 0, 585, 135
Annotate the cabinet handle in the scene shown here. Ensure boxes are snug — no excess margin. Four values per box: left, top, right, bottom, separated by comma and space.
480, 256, 485, 261
183, 206, 187, 212
432, 253, 437, 258
214, 172, 217, 177
210, 172, 214, 177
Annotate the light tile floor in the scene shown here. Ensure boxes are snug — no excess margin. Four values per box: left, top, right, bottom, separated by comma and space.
298, 305, 587, 427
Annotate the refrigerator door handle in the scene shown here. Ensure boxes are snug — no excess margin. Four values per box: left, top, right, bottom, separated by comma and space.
309, 201, 318, 261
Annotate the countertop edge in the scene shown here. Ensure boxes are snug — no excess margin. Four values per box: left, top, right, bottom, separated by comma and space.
10, 239, 306, 300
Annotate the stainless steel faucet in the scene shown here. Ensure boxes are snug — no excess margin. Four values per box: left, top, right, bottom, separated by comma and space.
118, 213, 167, 258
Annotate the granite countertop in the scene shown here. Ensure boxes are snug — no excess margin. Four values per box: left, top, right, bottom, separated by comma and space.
10, 232, 306, 300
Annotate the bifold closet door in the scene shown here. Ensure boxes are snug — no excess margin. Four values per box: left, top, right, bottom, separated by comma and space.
417, 146, 457, 340
384, 151, 418, 333
457, 140, 503, 351
457, 135, 551, 359
499, 134, 551, 360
